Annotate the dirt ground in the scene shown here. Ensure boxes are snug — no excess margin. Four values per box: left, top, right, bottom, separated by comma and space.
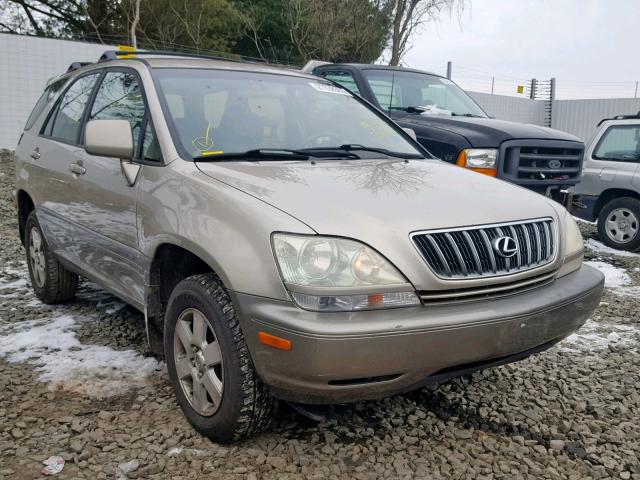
1, 150, 639, 480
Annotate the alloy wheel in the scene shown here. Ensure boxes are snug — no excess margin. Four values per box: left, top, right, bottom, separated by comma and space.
173, 308, 224, 416
605, 208, 639, 243
29, 227, 46, 288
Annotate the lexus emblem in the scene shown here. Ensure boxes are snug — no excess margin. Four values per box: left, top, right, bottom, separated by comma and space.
492, 236, 518, 258
548, 159, 562, 169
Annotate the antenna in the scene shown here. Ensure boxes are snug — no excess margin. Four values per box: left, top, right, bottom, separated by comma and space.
388, 71, 395, 116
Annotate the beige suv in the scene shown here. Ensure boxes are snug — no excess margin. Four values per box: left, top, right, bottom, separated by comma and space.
15, 51, 604, 442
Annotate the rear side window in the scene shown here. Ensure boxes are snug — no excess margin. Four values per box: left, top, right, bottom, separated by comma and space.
44, 73, 100, 144
318, 70, 361, 95
593, 125, 640, 163
24, 79, 67, 131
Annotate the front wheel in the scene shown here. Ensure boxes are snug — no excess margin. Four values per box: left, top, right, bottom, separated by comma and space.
597, 197, 640, 251
164, 273, 275, 443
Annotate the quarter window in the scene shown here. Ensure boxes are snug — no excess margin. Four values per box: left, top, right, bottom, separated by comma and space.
25, 78, 67, 131
593, 125, 640, 163
45, 73, 100, 143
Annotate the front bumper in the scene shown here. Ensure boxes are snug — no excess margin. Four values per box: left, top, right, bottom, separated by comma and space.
233, 265, 604, 404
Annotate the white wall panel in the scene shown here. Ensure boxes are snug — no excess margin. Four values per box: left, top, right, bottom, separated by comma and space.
551, 98, 640, 143
0, 34, 115, 149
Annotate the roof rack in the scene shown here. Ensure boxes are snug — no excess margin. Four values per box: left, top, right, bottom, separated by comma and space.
98, 49, 251, 64
597, 111, 640, 127
67, 61, 93, 73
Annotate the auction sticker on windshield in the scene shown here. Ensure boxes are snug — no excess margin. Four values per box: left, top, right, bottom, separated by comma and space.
309, 82, 352, 95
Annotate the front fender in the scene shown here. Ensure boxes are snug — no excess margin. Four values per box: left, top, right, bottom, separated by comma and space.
137, 161, 315, 301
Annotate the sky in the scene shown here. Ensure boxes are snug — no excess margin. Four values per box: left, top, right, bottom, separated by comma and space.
402, 0, 640, 99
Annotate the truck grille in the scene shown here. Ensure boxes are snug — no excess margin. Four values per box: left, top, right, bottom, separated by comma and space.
500, 140, 584, 185
410, 218, 556, 279
516, 146, 582, 181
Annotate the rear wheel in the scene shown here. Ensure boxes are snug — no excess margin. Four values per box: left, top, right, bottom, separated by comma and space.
597, 197, 640, 251
25, 211, 78, 303
164, 273, 275, 443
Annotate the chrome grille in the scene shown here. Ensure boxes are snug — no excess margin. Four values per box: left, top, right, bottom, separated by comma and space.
419, 270, 557, 305
411, 218, 556, 279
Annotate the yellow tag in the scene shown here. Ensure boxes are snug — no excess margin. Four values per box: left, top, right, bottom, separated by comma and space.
517, 85, 524, 94
200, 150, 225, 156
117, 45, 136, 59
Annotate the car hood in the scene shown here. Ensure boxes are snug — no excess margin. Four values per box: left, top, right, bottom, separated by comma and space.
196, 158, 560, 236
396, 114, 582, 147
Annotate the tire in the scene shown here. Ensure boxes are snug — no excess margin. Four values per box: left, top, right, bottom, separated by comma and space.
164, 273, 275, 443
25, 211, 78, 303
597, 197, 640, 252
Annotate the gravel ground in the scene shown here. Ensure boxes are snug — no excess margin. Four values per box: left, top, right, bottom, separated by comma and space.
1, 150, 639, 480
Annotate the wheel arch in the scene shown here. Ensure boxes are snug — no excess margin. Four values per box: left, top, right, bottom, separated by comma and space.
145, 240, 232, 354
16, 189, 35, 246
594, 189, 640, 219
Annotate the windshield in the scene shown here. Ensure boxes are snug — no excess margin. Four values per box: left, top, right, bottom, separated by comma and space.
154, 69, 424, 159
362, 69, 487, 118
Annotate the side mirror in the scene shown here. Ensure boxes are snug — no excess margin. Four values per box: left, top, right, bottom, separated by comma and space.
85, 119, 133, 160
402, 127, 417, 141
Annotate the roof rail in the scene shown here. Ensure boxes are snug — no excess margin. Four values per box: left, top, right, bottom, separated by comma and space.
98, 49, 251, 64
67, 61, 92, 73
597, 111, 640, 127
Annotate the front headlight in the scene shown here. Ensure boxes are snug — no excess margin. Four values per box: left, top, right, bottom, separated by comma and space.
272, 233, 420, 311
456, 148, 498, 176
557, 213, 584, 278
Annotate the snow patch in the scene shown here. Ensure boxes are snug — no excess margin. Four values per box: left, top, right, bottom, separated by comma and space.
563, 320, 640, 352
0, 315, 162, 397
585, 238, 640, 258
0, 277, 28, 290
584, 261, 631, 288
573, 216, 596, 226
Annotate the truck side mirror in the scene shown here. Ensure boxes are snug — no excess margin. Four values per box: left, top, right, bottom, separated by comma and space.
402, 127, 417, 141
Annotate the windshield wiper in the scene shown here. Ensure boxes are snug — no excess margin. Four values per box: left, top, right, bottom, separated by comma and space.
193, 148, 310, 161
388, 106, 426, 114
451, 113, 485, 118
306, 144, 423, 159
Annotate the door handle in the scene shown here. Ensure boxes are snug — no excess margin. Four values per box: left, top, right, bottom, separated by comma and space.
30, 148, 41, 160
69, 162, 86, 175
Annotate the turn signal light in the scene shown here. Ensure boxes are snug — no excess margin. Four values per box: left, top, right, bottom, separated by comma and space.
258, 331, 292, 351
456, 150, 498, 177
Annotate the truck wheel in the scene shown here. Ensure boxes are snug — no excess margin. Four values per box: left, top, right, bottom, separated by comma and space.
164, 273, 275, 443
597, 197, 640, 251
25, 211, 78, 303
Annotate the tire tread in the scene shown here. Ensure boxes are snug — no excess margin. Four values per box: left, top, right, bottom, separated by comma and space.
167, 273, 275, 442
25, 211, 78, 304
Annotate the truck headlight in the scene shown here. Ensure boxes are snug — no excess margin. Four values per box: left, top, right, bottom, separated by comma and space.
456, 148, 498, 176
557, 213, 584, 278
272, 233, 420, 311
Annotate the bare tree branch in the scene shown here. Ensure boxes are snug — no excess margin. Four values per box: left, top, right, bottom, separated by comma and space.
387, 0, 466, 66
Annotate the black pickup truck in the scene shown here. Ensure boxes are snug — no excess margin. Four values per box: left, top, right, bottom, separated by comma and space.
307, 62, 584, 204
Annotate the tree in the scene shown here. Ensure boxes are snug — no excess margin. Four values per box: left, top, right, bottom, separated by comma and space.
284, 0, 391, 63
232, 0, 299, 64
136, 0, 245, 54
0, 0, 125, 41
386, 0, 465, 66
0, 0, 246, 55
